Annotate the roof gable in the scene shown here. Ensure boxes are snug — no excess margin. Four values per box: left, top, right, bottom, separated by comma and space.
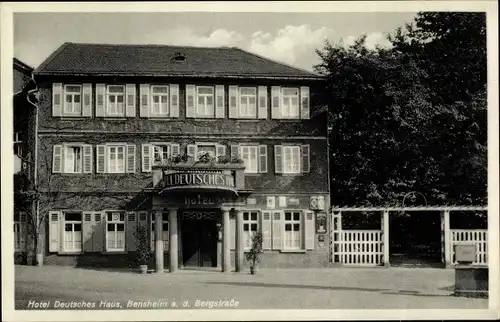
34, 42, 323, 80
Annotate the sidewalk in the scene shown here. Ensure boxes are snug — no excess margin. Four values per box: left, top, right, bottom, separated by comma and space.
14, 265, 488, 309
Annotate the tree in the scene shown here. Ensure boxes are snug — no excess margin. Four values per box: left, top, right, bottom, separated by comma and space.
315, 12, 487, 207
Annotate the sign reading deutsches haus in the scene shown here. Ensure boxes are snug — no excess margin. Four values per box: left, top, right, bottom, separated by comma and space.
163, 172, 235, 189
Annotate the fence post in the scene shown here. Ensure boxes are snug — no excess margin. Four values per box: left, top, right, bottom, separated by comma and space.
441, 210, 451, 268
382, 210, 390, 267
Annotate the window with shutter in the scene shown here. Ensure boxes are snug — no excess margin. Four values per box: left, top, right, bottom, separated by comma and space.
228, 86, 239, 118
125, 84, 136, 117
55, 144, 94, 174
170, 84, 180, 118
62, 212, 83, 252
300, 86, 310, 119
95, 84, 106, 117
258, 86, 268, 119
126, 144, 136, 173
106, 211, 126, 252
283, 211, 302, 250
185, 85, 195, 118
55, 84, 93, 117
96, 145, 106, 173
52, 83, 63, 117
215, 85, 225, 118
150, 85, 169, 117
239, 87, 257, 118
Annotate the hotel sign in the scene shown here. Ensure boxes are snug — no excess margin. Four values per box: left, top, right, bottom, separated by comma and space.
163, 172, 235, 189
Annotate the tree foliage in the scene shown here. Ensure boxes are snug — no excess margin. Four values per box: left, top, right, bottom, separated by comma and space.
315, 12, 487, 206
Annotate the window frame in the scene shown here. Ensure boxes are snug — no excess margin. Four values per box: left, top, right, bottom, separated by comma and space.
239, 87, 258, 119
13, 213, 26, 252
239, 145, 259, 173
195, 142, 218, 160
106, 144, 126, 174
280, 87, 300, 119
150, 85, 170, 117
152, 143, 171, 165
195, 86, 215, 118
105, 211, 126, 252
282, 145, 301, 174
64, 145, 83, 174
243, 211, 260, 250
63, 84, 83, 116
106, 85, 126, 117
62, 211, 83, 253
283, 210, 302, 250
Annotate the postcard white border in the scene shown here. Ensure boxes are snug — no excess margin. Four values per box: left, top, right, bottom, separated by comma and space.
1, 1, 499, 321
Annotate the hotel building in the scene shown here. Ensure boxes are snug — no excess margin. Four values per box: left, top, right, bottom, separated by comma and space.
16, 42, 330, 271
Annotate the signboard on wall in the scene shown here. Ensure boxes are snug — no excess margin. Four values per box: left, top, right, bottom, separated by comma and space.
163, 172, 235, 189
316, 212, 327, 234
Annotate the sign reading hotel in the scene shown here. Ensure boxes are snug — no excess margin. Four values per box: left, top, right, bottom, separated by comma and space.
163, 172, 235, 189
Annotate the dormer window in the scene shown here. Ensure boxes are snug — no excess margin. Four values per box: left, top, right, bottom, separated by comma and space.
172, 52, 186, 62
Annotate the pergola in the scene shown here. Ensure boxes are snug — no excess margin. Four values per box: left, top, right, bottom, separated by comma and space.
329, 206, 488, 267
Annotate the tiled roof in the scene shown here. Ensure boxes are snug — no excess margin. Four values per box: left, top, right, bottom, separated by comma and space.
34, 42, 323, 80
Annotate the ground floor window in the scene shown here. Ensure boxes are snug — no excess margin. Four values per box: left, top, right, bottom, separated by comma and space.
151, 212, 169, 251
14, 212, 27, 251
63, 212, 82, 252
243, 211, 259, 249
284, 211, 302, 249
106, 212, 125, 251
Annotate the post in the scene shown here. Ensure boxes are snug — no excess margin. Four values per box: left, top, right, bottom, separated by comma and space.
154, 210, 164, 273
235, 209, 244, 272
222, 208, 231, 273
382, 210, 390, 267
443, 210, 451, 268
169, 208, 178, 272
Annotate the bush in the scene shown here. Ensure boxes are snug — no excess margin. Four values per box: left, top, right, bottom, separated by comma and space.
245, 232, 263, 268
134, 225, 150, 266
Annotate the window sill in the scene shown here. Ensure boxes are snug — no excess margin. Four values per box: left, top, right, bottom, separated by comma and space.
102, 251, 128, 255
279, 249, 307, 253
189, 118, 218, 121
101, 117, 127, 121
148, 117, 178, 120
279, 173, 304, 177
58, 251, 84, 256
236, 118, 260, 122
274, 119, 301, 122
59, 117, 88, 120
244, 173, 262, 176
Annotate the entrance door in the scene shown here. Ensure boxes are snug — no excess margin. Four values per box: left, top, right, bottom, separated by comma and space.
182, 217, 218, 267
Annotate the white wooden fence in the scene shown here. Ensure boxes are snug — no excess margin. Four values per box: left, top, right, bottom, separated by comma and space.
451, 229, 488, 265
336, 230, 383, 266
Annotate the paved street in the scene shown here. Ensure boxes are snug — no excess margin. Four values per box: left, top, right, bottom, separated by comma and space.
15, 265, 487, 310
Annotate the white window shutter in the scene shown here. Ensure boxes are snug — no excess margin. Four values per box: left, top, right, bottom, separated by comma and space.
52, 83, 63, 117
259, 145, 268, 173
304, 211, 315, 250
170, 143, 180, 157
125, 84, 136, 117
95, 84, 106, 117
126, 144, 136, 173
185, 85, 195, 118
300, 86, 310, 119
215, 85, 225, 118
230, 145, 239, 158
49, 211, 61, 252
139, 84, 150, 118
272, 211, 283, 250
258, 86, 268, 119
274, 145, 283, 173
92, 212, 104, 252
228, 85, 239, 118
83, 211, 94, 252
126, 212, 137, 251
187, 144, 197, 160
83, 144, 93, 173
271, 86, 281, 119
261, 211, 272, 250
52, 145, 63, 173
170, 84, 179, 118
82, 83, 93, 117
96, 144, 106, 173
142, 144, 152, 172
230, 214, 236, 250
216, 144, 226, 159
301, 144, 310, 173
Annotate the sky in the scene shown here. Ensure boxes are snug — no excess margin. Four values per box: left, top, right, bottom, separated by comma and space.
14, 12, 417, 72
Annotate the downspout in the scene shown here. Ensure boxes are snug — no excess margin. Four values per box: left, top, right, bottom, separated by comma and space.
26, 73, 41, 266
